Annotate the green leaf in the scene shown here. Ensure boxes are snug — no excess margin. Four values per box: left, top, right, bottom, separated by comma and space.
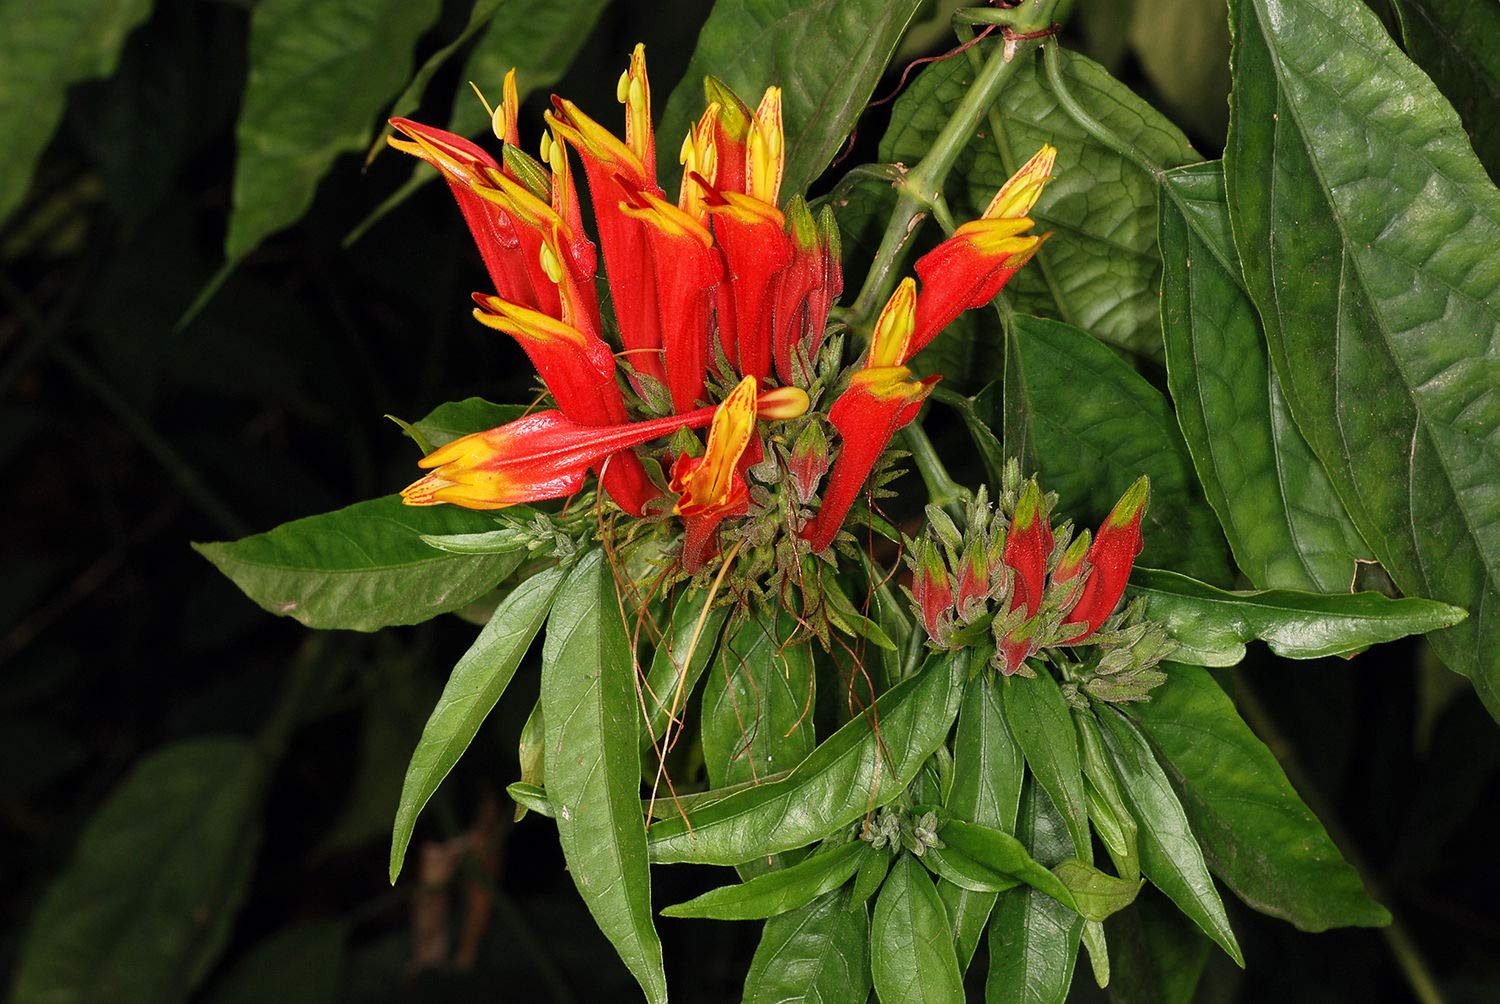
647, 651, 966, 866
881, 46, 1198, 357
1011, 314, 1231, 584
1126, 664, 1390, 930
401, 398, 527, 453
1390, 0, 1500, 178
1158, 161, 1372, 592
742, 889, 872, 1004
541, 550, 666, 1004
1052, 860, 1142, 923
657, 0, 924, 199
661, 841, 869, 920
1225, 0, 1500, 719
205, 921, 345, 1004
194, 495, 526, 632
924, 844, 1022, 895
1097, 707, 1243, 965
506, 780, 555, 819
640, 589, 730, 755
939, 671, 1023, 966
702, 609, 816, 789
872, 854, 964, 1004
0, 0, 154, 229
11, 739, 265, 1004
226, 0, 443, 260
1003, 670, 1090, 860
1105, 886, 1210, 1004
1127, 566, 1467, 667
850, 847, 893, 907
986, 785, 1083, 1004
940, 820, 1079, 912
389, 564, 565, 882
1075, 711, 1139, 882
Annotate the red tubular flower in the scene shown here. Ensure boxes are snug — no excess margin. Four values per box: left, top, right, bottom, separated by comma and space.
771, 198, 826, 385
805, 279, 937, 552
909, 144, 1056, 357
670, 376, 759, 571
912, 536, 955, 645
1061, 477, 1149, 642
703, 76, 753, 195
1003, 479, 1053, 617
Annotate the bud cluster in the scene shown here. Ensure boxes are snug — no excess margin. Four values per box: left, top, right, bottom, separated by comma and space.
858, 806, 946, 858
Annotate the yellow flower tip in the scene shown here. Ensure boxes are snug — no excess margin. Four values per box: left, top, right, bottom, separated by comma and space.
619, 43, 653, 165
983, 143, 1057, 221
757, 385, 809, 420
1107, 475, 1151, 528
619, 186, 714, 246
869, 277, 917, 369
471, 296, 588, 348
746, 85, 784, 206
678, 103, 720, 221
704, 75, 752, 141
673, 376, 758, 515
546, 99, 645, 181
849, 365, 934, 403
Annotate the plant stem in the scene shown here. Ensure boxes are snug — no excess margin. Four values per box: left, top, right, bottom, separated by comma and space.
1231, 672, 1447, 1004
1041, 41, 1163, 178
900, 423, 970, 520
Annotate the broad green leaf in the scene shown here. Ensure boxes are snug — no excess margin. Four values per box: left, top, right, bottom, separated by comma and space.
1097, 707, 1243, 965
661, 841, 868, 920
195, 495, 526, 631
647, 651, 966, 866
1225, 0, 1500, 719
986, 785, 1083, 1004
1011, 314, 1231, 584
940, 821, 1078, 912
1105, 886, 1210, 1004
1390, 0, 1500, 177
0, 0, 153, 229
939, 671, 1023, 966
640, 589, 730, 754
11, 739, 265, 1004
388, 564, 565, 882
1126, 664, 1390, 930
924, 844, 1022, 895
1127, 567, 1467, 667
882, 46, 1198, 357
1052, 860, 1142, 923
702, 609, 815, 789
742, 888, 871, 1004
541, 550, 666, 1004
657, 0, 924, 199
872, 854, 964, 1004
400, 398, 527, 454
1158, 161, 1372, 592
1003, 670, 1090, 860
227, 0, 443, 260
205, 921, 345, 1004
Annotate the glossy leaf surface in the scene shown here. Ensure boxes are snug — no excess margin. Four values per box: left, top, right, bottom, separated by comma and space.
742, 888, 871, 1004
662, 841, 869, 920
872, 854, 964, 1004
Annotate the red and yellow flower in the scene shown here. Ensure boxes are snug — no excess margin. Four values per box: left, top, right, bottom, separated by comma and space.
391, 44, 1053, 575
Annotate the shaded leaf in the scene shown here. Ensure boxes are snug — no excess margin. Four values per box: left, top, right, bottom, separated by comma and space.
702, 609, 815, 789
647, 651, 966, 865
661, 841, 869, 920
872, 854, 964, 1004
1097, 707, 1242, 965
1105, 885, 1210, 1004
389, 564, 565, 882
1225, 0, 1500, 719
640, 588, 730, 754
0, 0, 154, 228
742, 888, 871, 1004
541, 550, 666, 1003
1126, 664, 1389, 930
1011, 314, 1231, 584
1158, 161, 1372, 592
1127, 566, 1467, 667
881, 46, 1197, 357
205, 921, 345, 1004
11, 739, 265, 1004
1390, 0, 1500, 177
399, 398, 527, 454
657, 0, 924, 198
195, 495, 526, 632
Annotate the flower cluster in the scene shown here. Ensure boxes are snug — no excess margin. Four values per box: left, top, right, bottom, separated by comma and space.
906, 464, 1172, 694
391, 46, 1053, 578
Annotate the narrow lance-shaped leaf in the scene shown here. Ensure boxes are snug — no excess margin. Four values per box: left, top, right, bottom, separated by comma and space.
11, 739, 266, 1004
1105, 886, 1210, 1004
1127, 567, 1467, 667
1097, 706, 1243, 966
742, 888, 872, 1004
657, 0, 925, 198
662, 841, 870, 920
0, 0, 154, 228
1010, 314, 1232, 584
702, 609, 815, 789
1003, 669, 1090, 860
389, 564, 566, 882
1225, 0, 1500, 719
880, 46, 1198, 357
640, 588, 730, 755
1158, 161, 1372, 592
872, 853, 965, 1004
195, 496, 526, 631
1126, 664, 1390, 931
541, 550, 667, 1004
647, 651, 966, 866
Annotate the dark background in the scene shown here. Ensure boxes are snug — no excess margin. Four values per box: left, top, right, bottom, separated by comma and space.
3, 0, 1496, 999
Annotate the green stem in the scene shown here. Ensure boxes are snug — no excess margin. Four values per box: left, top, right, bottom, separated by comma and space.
1041, 41, 1162, 177
1231, 673, 1447, 1004
900, 424, 970, 519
